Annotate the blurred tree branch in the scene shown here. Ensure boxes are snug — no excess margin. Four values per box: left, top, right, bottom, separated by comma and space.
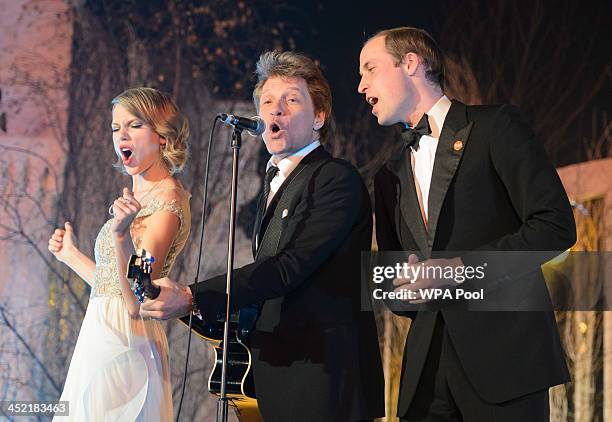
437, 0, 611, 165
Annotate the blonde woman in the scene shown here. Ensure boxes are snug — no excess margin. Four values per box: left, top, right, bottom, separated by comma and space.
49, 87, 191, 421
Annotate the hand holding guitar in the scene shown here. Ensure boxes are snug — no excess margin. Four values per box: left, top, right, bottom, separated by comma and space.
138, 276, 193, 319
131, 255, 261, 419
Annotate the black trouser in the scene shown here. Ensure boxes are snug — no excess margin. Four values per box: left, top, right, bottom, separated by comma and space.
403, 316, 549, 422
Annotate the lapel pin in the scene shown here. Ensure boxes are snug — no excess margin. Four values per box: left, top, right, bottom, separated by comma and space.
282, 208, 289, 218
453, 139, 463, 151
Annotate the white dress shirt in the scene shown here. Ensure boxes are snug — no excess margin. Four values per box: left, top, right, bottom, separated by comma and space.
410, 95, 452, 222
265, 140, 321, 205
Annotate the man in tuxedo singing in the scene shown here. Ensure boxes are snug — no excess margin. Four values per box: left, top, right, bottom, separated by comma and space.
141, 51, 384, 422
358, 27, 576, 421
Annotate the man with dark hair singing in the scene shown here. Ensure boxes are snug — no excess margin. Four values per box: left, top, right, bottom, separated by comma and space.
358, 27, 576, 421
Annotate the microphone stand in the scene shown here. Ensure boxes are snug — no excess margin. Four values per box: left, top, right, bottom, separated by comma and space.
216, 126, 242, 422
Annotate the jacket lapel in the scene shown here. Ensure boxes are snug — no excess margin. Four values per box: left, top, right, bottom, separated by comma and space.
386, 147, 429, 253
255, 147, 328, 259
252, 192, 266, 257
426, 101, 473, 250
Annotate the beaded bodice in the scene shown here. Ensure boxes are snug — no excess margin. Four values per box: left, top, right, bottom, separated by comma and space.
90, 192, 191, 298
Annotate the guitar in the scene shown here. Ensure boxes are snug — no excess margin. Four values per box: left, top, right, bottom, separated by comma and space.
179, 302, 262, 422
126, 249, 262, 422
126, 249, 160, 303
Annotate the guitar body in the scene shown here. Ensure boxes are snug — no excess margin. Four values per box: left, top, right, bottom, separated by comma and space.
127, 250, 262, 421
209, 333, 260, 421
180, 306, 262, 422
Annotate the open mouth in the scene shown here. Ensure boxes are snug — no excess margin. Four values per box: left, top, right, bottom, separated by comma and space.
270, 123, 281, 133
120, 148, 133, 160
367, 96, 378, 106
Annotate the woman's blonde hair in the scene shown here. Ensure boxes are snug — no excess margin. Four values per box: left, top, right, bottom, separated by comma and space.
112, 87, 190, 174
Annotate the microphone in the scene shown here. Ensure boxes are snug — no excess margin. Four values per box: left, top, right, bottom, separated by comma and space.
218, 113, 265, 136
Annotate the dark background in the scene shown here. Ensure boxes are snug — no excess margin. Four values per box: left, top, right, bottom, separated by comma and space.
81, 0, 611, 168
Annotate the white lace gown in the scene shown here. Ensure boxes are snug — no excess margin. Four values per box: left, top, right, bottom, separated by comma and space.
54, 192, 191, 422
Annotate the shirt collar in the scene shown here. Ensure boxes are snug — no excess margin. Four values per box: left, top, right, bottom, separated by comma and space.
424, 95, 452, 138
266, 140, 321, 178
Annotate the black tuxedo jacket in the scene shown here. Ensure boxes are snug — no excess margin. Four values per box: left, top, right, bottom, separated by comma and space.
374, 101, 576, 413
191, 147, 385, 422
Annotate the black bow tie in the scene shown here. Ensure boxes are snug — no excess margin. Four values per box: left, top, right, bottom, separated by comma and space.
401, 114, 431, 151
